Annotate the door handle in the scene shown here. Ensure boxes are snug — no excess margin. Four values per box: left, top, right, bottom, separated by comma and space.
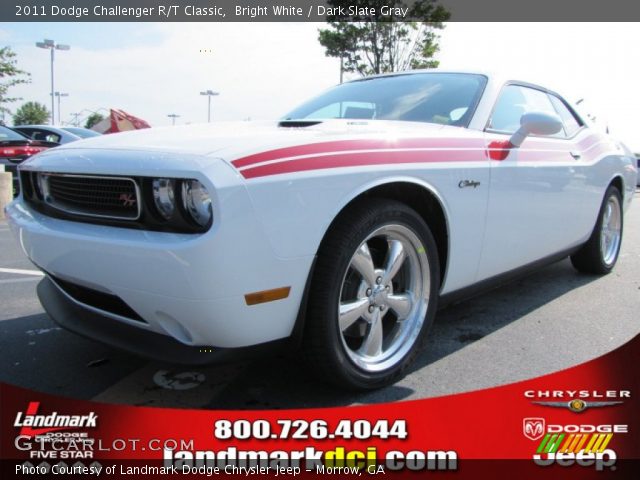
570, 151, 581, 160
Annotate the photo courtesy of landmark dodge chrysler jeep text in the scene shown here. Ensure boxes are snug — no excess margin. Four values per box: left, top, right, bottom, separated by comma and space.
5, 71, 636, 389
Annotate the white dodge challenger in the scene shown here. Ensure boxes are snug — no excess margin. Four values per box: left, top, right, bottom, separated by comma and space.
5, 71, 636, 389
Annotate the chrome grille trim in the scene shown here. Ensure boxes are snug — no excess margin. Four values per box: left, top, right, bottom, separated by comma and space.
41, 173, 142, 221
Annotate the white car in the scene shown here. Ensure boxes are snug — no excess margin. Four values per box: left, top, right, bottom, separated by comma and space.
5, 71, 636, 389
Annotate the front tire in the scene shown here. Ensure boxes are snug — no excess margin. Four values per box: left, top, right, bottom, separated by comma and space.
304, 199, 440, 390
570, 185, 623, 274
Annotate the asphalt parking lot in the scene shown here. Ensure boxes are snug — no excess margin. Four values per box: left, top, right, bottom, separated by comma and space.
1, 191, 639, 409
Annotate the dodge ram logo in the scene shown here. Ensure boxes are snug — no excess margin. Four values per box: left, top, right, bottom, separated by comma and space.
523, 418, 545, 440
119, 193, 136, 207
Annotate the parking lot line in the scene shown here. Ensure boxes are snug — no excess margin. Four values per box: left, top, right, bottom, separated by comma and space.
0, 268, 44, 276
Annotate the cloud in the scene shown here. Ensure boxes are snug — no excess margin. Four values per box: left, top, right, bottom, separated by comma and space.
5, 22, 638, 150
9, 22, 340, 126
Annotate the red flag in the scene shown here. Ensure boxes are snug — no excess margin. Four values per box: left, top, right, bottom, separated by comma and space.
92, 109, 151, 134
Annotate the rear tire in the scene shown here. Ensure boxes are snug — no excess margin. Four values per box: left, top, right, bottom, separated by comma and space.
304, 199, 439, 390
570, 185, 623, 274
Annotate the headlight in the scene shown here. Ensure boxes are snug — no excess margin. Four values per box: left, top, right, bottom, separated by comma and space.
181, 179, 212, 227
152, 178, 175, 219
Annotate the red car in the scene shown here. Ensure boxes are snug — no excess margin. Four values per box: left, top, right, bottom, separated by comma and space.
0, 125, 57, 195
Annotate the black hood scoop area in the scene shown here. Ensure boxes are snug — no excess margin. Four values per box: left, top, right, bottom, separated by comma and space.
278, 120, 323, 128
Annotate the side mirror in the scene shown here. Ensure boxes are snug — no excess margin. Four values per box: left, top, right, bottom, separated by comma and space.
509, 112, 563, 147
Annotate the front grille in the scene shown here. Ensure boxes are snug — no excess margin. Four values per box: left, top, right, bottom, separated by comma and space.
43, 174, 140, 220
49, 273, 146, 323
20, 171, 209, 233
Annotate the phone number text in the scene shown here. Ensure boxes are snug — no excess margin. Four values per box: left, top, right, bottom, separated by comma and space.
214, 419, 407, 440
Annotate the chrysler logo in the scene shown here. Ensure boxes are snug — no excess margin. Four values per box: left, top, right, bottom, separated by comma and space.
523, 417, 545, 441
119, 193, 136, 207
532, 400, 623, 413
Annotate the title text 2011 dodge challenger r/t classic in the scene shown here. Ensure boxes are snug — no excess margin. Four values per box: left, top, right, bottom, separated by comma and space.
5, 72, 636, 389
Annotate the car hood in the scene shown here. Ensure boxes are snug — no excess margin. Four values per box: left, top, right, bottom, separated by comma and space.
22, 120, 483, 176
54, 120, 480, 157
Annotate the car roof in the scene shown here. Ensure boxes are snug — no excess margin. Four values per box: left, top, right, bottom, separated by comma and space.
14, 125, 67, 132
345, 68, 557, 93
347, 69, 572, 107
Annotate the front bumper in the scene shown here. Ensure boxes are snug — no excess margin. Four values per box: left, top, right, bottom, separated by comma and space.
6, 193, 314, 349
37, 276, 287, 365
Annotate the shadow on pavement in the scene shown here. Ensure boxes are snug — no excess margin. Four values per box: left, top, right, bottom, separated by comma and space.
206, 258, 600, 409
0, 312, 145, 398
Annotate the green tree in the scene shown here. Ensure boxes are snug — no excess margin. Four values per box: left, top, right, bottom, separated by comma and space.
84, 112, 105, 129
318, 0, 450, 78
13, 101, 49, 125
0, 46, 31, 117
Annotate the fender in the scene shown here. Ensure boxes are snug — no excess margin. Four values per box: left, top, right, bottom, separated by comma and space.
290, 175, 451, 349
324, 175, 452, 286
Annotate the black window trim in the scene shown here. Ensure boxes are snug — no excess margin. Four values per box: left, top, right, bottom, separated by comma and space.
547, 91, 585, 138
484, 81, 587, 141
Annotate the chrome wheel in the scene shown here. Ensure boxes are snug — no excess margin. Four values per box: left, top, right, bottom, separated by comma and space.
600, 195, 622, 266
337, 224, 430, 372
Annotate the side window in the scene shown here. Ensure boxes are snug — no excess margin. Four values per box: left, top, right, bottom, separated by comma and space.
548, 94, 582, 137
489, 85, 564, 137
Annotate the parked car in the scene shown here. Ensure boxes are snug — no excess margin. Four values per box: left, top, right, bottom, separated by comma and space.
12, 125, 84, 145
0, 125, 56, 195
5, 71, 637, 389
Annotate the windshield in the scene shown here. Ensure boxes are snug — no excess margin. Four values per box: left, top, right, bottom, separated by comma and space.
62, 127, 101, 138
284, 73, 487, 127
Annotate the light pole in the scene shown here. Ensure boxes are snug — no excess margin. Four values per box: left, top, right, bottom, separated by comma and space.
200, 90, 219, 123
54, 92, 69, 124
167, 114, 180, 126
70, 112, 81, 127
36, 39, 70, 125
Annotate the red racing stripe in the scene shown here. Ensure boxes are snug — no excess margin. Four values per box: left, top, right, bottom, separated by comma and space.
241, 149, 482, 179
236, 133, 607, 179
232, 138, 484, 169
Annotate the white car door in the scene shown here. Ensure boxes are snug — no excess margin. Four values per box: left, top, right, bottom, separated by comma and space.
477, 83, 593, 281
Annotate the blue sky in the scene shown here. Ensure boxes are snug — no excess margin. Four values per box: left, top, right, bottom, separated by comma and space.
2, 22, 165, 50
